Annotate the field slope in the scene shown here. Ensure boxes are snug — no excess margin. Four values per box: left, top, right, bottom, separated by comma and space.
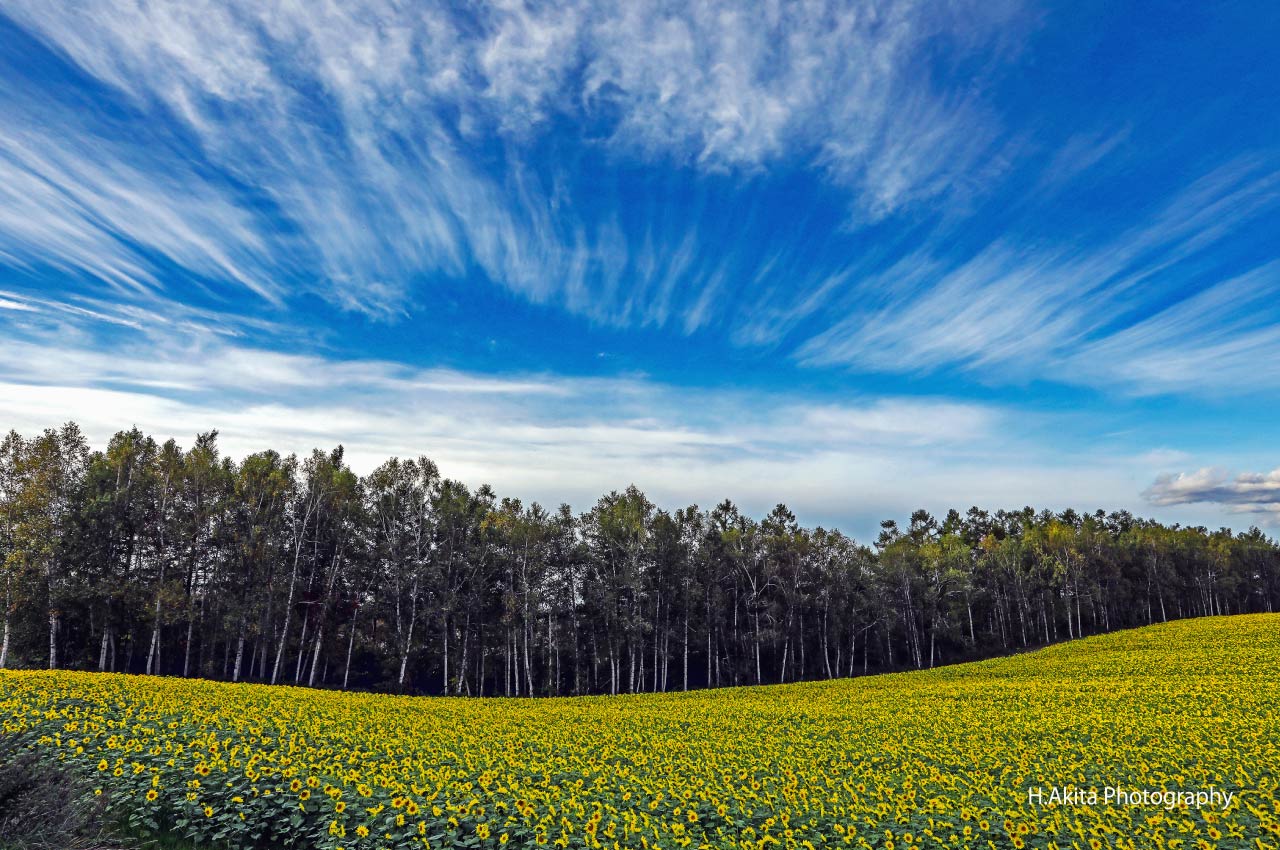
2, 615, 1278, 849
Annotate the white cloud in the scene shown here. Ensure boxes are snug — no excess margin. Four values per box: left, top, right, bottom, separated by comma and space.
795, 159, 1280, 390
577, 0, 1019, 217
1146, 467, 1280, 518
1, 0, 1024, 325
0, 308, 1248, 536
0, 121, 276, 302
0, 372, 1133, 537
3, 0, 1277, 429
1064, 262, 1280, 394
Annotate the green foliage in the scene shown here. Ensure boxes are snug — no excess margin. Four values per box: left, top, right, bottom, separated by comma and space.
0, 730, 120, 850
4, 615, 1279, 849
0, 422, 1277, 699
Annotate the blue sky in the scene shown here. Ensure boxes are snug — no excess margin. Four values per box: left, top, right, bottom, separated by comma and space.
1, 0, 1278, 538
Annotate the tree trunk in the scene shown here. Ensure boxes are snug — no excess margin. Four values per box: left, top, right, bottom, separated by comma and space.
457, 612, 471, 696
294, 608, 311, 683
232, 618, 247, 682
307, 624, 324, 687
705, 589, 713, 689
680, 611, 691, 691
183, 609, 196, 678
753, 610, 762, 685
98, 626, 111, 672
273, 506, 317, 686
442, 614, 450, 695
146, 621, 161, 676
524, 616, 534, 696
399, 593, 419, 691
0, 576, 10, 669
928, 618, 936, 669
343, 607, 359, 690
477, 622, 485, 697
272, 564, 301, 685
145, 556, 168, 676
652, 592, 661, 693
48, 610, 60, 669
798, 611, 806, 679
627, 636, 636, 694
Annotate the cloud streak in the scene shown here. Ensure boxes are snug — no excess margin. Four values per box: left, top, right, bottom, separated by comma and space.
0, 364, 1162, 539
0, 285, 1265, 535
0, 297, 1174, 536
795, 158, 1280, 392
3, 0, 1276, 402
0, 0, 1022, 327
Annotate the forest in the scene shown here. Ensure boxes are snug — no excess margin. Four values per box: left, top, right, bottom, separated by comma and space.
1, 423, 1277, 695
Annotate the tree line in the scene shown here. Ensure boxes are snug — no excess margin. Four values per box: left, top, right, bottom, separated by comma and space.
2, 423, 1277, 695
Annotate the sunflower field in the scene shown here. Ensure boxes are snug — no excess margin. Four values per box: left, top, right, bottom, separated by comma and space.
1, 615, 1277, 850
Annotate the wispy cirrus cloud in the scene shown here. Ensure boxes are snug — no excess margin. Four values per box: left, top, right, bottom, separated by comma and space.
1065, 262, 1280, 394
1, 0, 1278, 511
579, 0, 1019, 215
795, 157, 1280, 390
0, 0, 1024, 327
0, 118, 278, 302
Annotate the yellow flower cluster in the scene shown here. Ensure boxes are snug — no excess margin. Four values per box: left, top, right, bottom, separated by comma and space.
1, 615, 1277, 849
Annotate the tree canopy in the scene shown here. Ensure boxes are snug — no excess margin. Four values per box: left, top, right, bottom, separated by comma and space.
2, 424, 1276, 695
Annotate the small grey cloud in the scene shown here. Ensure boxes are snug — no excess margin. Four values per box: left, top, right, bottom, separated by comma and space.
1145, 467, 1280, 514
